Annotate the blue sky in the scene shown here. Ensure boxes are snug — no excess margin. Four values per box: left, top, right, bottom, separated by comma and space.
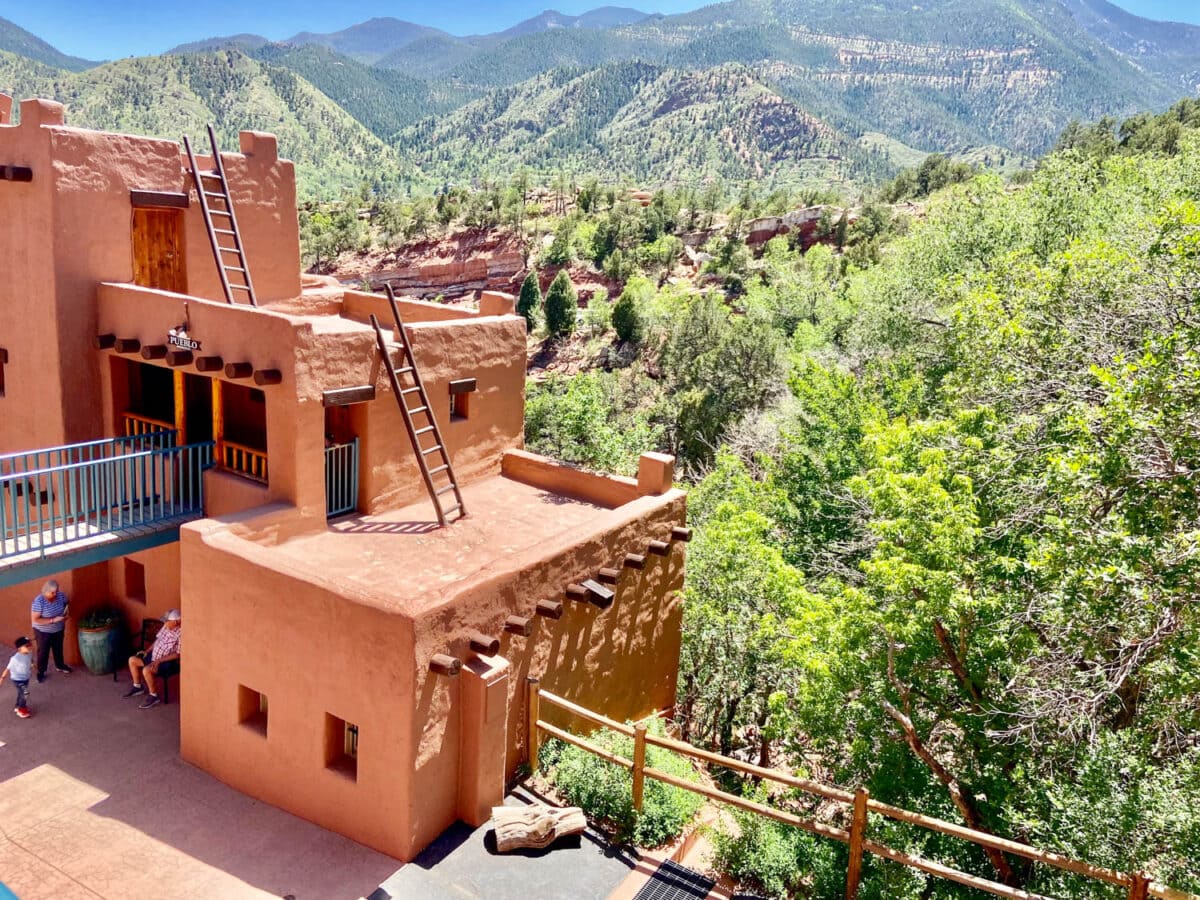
6, 0, 1199, 60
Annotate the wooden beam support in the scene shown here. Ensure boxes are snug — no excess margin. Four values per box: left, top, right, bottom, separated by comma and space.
597, 567, 621, 585
195, 355, 224, 373
469, 632, 500, 656
114, 338, 141, 354
504, 615, 533, 637
92, 333, 116, 350
165, 349, 193, 367
564, 584, 589, 603
535, 599, 563, 620
224, 362, 253, 379
140, 344, 168, 360
581, 579, 615, 610
0, 165, 32, 182
253, 368, 282, 386
429, 654, 462, 677
670, 526, 693, 542
322, 385, 376, 407
648, 539, 670, 556
623, 553, 646, 570
212, 378, 224, 464
173, 370, 187, 444
130, 189, 189, 209
448, 377, 477, 395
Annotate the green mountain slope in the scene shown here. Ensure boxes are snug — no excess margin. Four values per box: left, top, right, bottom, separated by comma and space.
0, 15, 96, 71
394, 61, 880, 185
0, 49, 414, 197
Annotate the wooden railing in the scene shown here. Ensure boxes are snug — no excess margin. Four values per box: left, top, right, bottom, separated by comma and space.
526, 678, 1198, 900
123, 412, 174, 437
218, 439, 268, 484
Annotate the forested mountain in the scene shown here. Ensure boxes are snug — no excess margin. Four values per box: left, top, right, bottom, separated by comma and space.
1, 0, 1197, 194
0, 49, 413, 197
0, 16, 95, 71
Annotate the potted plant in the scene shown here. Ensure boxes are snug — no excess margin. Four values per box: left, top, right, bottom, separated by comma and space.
77, 607, 125, 675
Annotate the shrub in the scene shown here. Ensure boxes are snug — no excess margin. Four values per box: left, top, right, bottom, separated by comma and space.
712, 805, 843, 899
612, 279, 650, 344
541, 718, 703, 847
79, 607, 123, 629
517, 270, 542, 331
543, 269, 577, 338
583, 288, 611, 333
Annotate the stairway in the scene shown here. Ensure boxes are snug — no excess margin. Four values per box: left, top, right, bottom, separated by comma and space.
369, 286, 466, 526
183, 124, 258, 307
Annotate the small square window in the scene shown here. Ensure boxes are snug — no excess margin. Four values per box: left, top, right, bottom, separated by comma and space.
124, 559, 146, 603
238, 684, 268, 737
0, 347, 7, 397
450, 391, 470, 421
325, 713, 358, 781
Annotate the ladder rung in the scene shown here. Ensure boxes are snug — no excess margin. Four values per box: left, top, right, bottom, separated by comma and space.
401, 387, 421, 395
435, 484, 457, 496
228, 283, 252, 291
209, 209, 232, 217
422, 445, 443, 455
396, 367, 413, 375
414, 426, 435, 436
428, 464, 449, 476
214, 228, 236, 236
441, 504, 462, 515
225, 266, 246, 273
196, 170, 222, 179
407, 406, 428, 416
204, 191, 228, 199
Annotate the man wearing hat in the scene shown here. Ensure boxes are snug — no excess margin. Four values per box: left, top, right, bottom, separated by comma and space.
122, 609, 181, 709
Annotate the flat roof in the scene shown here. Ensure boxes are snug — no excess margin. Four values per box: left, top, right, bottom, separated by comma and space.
210, 474, 650, 617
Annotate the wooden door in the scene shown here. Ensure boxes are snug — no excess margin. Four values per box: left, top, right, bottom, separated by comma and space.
131, 208, 186, 292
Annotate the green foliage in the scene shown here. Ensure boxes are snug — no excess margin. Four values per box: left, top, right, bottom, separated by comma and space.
524, 372, 662, 475
612, 278, 650, 344
712, 805, 843, 900
582, 289, 611, 333
78, 607, 123, 630
540, 719, 704, 847
881, 154, 977, 202
517, 271, 542, 330
543, 269, 578, 338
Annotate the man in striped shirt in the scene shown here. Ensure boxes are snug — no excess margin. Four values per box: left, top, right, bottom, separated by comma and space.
31, 580, 72, 683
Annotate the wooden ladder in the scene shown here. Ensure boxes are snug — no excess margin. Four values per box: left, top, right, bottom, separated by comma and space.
183, 124, 258, 307
369, 286, 465, 526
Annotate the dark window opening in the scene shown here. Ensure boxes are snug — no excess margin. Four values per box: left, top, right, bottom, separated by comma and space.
325, 713, 358, 781
124, 559, 146, 603
238, 685, 269, 737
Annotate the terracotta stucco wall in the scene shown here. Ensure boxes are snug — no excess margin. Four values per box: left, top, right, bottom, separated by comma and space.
177, 524, 416, 859
408, 491, 687, 855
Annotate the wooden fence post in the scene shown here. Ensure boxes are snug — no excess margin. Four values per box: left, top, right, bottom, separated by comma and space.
846, 786, 870, 899
1127, 871, 1151, 900
632, 722, 647, 812
527, 676, 541, 770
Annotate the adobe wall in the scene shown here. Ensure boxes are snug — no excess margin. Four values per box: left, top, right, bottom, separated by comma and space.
0, 100, 66, 453
177, 522, 416, 860
407, 489, 687, 856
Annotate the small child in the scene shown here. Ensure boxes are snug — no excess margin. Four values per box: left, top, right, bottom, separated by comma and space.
0, 637, 33, 718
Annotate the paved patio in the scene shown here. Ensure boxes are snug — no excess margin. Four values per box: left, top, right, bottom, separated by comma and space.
0, 667, 400, 900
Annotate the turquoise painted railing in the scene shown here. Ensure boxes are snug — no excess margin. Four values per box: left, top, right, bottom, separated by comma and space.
0, 441, 214, 563
325, 438, 359, 518
0, 430, 178, 478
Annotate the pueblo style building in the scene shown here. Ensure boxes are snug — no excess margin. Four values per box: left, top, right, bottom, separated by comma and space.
0, 96, 687, 861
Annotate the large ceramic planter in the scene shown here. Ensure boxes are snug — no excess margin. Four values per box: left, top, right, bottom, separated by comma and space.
78, 623, 123, 675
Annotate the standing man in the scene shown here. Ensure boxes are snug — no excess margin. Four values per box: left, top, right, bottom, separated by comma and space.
31, 579, 72, 683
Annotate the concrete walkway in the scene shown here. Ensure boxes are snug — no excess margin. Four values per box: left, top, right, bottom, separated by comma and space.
372, 785, 639, 900
0, 667, 400, 900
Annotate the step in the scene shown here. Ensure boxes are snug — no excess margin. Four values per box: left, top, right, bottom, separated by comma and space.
434, 484, 457, 496
428, 464, 449, 476
214, 228, 237, 236
414, 426, 435, 436
421, 444, 443, 455
224, 266, 247, 274
407, 406, 428, 416
401, 387, 421, 395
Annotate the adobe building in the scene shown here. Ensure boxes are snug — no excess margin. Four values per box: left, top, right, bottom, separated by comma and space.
0, 96, 687, 861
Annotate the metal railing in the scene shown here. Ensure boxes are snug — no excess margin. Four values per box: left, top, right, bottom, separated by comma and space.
0, 430, 177, 478
219, 439, 268, 483
1, 441, 214, 563
324, 438, 359, 518
123, 412, 174, 437
526, 679, 1198, 900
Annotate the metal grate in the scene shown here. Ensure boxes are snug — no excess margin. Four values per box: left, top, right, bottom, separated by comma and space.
633, 859, 715, 900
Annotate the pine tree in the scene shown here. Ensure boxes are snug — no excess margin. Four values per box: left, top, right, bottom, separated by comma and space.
517, 271, 542, 331
543, 270, 577, 339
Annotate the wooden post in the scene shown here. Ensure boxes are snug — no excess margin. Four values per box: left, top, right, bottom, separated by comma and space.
1127, 872, 1151, 900
527, 676, 541, 770
212, 378, 224, 464
846, 787, 869, 899
173, 370, 187, 444
632, 722, 647, 812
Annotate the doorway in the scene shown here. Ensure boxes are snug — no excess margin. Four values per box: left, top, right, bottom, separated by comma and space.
131, 208, 187, 293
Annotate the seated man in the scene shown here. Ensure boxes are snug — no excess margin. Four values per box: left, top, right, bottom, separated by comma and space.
122, 608, 181, 709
